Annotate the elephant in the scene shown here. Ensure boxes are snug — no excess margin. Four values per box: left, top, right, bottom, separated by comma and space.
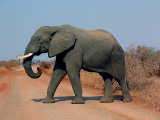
18, 24, 132, 104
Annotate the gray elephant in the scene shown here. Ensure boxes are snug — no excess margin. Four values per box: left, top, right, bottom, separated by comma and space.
18, 24, 132, 104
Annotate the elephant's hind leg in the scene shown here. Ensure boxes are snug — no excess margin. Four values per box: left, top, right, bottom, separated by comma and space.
99, 73, 114, 103
117, 78, 132, 102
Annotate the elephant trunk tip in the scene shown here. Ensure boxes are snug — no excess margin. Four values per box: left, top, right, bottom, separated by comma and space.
23, 57, 43, 79
24, 67, 42, 79
30, 67, 42, 79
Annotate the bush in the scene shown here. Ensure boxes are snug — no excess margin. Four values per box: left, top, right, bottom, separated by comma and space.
38, 61, 53, 75
125, 46, 160, 111
126, 46, 160, 90
39, 61, 52, 69
0, 60, 20, 70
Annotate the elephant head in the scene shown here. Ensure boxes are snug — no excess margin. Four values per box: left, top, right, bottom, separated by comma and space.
18, 25, 76, 79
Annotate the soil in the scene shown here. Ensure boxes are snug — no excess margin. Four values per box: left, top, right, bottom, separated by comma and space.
0, 67, 160, 120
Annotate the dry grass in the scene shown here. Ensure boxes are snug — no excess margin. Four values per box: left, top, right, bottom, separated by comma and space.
126, 46, 160, 87
39, 61, 52, 70
39, 61, 53, 75
125, 46, 160, 91
0, 60, 20, 70
125, 46, 160, 111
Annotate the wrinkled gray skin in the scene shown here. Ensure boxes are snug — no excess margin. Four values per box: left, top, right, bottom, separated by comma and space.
23, 24, 132, 104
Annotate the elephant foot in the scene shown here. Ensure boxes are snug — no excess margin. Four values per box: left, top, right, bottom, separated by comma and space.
41, 97, 55, 104
123, 94, 132, 103
71, 97, 85, 104
100, 97, 113, 103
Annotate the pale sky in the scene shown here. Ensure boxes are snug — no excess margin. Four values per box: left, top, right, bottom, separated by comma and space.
0, 0, 160, 60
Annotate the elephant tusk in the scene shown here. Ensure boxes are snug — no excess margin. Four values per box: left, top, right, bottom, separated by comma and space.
17, 53, 33, 59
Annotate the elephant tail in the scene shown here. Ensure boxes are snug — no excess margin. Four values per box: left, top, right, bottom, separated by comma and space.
111, 44, 126, 82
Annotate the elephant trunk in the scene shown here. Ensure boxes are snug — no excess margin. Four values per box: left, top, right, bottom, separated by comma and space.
23, 55, 42, 79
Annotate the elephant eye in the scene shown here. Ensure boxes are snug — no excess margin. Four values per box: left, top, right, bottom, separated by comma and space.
48, 37, 52, 41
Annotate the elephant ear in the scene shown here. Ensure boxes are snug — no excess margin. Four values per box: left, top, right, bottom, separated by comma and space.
48, 31, 76, 57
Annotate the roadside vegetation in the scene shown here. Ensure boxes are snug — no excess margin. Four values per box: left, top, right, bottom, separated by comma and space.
126, 46, 160, 111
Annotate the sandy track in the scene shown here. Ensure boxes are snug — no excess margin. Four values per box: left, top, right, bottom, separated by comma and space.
0, 71, 160, 120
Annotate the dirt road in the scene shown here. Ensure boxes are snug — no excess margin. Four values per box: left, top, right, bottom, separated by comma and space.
0, 70, 159, 120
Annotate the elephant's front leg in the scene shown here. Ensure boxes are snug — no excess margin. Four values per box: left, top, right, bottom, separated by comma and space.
41, 64, 66, 103
66, 64, 85, 104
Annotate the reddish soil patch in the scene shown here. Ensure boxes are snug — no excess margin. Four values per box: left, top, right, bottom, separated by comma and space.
0, 83, 9, 93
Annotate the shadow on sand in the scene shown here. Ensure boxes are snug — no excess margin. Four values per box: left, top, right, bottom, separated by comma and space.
32, 95, 123, 103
